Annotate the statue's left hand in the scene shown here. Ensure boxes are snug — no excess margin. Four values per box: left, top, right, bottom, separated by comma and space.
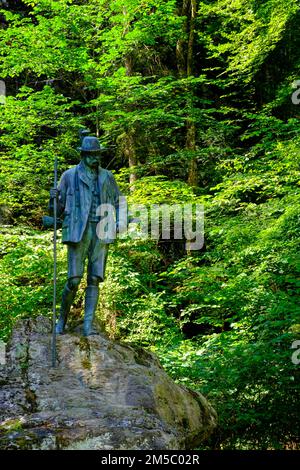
50, 188, 59, 199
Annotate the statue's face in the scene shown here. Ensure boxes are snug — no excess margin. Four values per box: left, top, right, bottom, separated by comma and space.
83, 152, 101, 170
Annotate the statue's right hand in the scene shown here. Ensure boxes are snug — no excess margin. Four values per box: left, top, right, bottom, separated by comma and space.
50, 188, 59, 199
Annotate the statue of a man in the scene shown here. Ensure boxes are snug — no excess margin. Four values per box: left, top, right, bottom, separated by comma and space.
49, 135, 123, 336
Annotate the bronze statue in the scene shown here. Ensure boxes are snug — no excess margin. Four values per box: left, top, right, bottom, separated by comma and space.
49, 135, 123, 336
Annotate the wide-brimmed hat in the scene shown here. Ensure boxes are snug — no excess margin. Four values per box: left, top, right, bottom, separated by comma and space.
78, 136, 106, 153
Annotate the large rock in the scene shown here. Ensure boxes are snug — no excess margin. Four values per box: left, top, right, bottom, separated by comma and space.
0, 317, 217, 450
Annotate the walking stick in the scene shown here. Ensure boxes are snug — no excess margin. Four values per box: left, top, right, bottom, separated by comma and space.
51, 156, 58, 367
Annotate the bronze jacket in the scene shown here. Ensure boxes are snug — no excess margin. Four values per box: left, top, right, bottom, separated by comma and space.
50, 161, 124, 244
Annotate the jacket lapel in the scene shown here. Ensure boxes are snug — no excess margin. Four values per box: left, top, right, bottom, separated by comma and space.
98, 166, 105, 189
98, 167, 108, 202
77, 161, 92, 188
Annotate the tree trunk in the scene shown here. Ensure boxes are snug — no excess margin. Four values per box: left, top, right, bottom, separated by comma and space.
187, 0, 196, 77
124, 131, 137, 190
123, 53, 137, 189
176, 0, 189, 78
123, 7, 137, 189
186, 115, 197, 186
186, 0, 198, 187
176, 0, 198, 187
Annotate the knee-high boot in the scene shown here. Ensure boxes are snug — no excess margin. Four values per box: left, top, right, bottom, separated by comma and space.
83, 285, 99, 336
56, 283, 78, 334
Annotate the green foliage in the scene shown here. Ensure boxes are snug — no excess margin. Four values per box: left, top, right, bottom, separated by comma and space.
0, 225, 67, 340
158, 329, 299, 449
154, 135, 300, 449
0, 86, 81, 223
100, 237, 181, 345
1, 0, 300, 451
200, 0, 299, 82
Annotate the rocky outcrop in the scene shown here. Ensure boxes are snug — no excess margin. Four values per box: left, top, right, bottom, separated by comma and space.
0, 317, 217, 450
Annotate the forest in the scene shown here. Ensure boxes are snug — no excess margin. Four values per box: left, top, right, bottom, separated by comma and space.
0, 0, 299, 450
